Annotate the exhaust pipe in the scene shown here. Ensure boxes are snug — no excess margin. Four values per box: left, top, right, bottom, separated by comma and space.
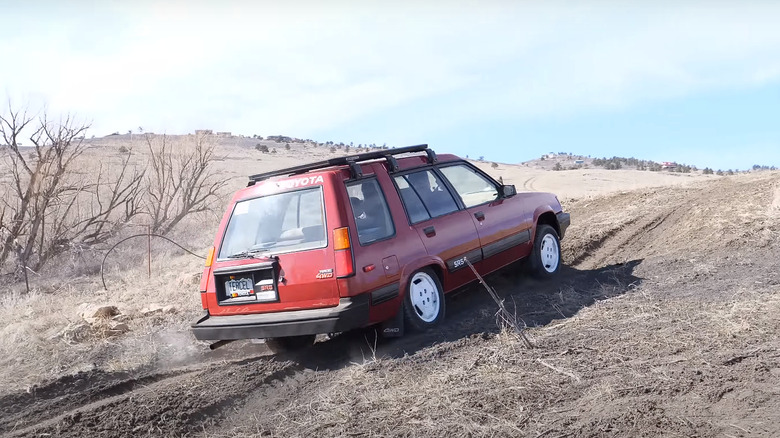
209, 339, 235, 350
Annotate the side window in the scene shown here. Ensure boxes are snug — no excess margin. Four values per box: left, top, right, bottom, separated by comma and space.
346, 179, 395, 245
439, 165, 498, 208
394, 176, 431, 224
400, 170, 458, 220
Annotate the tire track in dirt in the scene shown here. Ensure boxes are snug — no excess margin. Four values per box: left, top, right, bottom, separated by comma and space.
566, 216, 641, 267
580, 203, 688, 270
0, 367, 199, 428
522, 176, 536, 191
4, 356, 300, 438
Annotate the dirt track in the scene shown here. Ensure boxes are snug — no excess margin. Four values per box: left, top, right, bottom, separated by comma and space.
2, 172, 779, 437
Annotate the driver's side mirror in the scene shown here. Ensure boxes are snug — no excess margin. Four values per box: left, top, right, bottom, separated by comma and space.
500, 184, 516, 198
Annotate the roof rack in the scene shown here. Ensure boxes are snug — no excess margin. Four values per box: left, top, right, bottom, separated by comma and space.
248, 144, 432, 185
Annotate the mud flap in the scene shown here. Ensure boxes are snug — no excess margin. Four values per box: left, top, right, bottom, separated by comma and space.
379, 309, 404, 338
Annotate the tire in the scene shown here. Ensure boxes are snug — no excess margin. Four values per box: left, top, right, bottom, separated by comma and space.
403, 269, 445, 331
530, 224, 561, 279
265, 334, 315, 353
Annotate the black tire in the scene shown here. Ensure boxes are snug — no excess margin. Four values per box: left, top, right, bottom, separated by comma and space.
529, 224, 561, 279
265, 334, 316, 353
403, 268, 445, 331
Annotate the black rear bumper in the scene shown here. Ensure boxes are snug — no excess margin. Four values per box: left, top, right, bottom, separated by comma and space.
191, 294, 370, 340
556, 212, 571, 240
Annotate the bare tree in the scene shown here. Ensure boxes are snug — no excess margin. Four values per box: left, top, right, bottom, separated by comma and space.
143, 133, 225, 235
0, 102, 145, 272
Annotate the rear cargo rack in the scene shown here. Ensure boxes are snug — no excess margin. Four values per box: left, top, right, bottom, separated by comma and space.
248, 144, 433, 185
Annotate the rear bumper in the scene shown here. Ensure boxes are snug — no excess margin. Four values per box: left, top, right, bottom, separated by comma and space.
191, 294, 370, 340
556, 212, 571, 240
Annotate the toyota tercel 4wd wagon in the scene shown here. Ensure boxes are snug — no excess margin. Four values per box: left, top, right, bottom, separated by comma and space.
192, 144, 570, 350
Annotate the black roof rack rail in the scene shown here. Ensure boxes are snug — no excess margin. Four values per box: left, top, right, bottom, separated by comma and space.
248, 144, 430, 185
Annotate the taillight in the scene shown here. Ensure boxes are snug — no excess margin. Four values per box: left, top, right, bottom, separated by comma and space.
199, 246, 215, 309
205, 247, 215, 267
333, 227, 354, 277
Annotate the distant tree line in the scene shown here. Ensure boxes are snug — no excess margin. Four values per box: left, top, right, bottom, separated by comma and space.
592, 156, 696, 173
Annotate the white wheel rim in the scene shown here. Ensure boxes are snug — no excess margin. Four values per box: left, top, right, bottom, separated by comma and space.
410, 272, 440, 323
540, 234, 559, 273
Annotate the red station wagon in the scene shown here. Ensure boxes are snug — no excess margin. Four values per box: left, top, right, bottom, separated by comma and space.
192, 145, 570, 350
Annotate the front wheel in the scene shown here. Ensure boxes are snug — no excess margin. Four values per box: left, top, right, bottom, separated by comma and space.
530, 224, 561, 279
403, 269, 445, 331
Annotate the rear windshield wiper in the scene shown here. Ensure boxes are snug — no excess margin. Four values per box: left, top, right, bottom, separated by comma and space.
225, 249, 271, 260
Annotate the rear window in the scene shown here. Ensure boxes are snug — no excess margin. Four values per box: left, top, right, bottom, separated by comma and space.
218, 187, 326, 259
347, 179, 395, 244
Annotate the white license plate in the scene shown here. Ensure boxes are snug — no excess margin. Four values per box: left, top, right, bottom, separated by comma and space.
225, 277, 254, 298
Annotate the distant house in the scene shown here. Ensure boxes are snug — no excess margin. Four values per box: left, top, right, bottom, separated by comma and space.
195, 129, 213, 136
574, 160, 585, 165
662, 161, 677, 169
216, 131, 232, 137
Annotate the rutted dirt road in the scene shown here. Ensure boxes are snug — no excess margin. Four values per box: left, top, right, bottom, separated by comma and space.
2, 172, 779, 437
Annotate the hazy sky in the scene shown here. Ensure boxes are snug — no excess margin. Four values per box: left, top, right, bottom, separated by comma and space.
2, 1, 779, 170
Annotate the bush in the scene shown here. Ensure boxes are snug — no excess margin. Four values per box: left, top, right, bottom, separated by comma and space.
553, 162, 563, 171
256, 144, 269, 153
491, 162, 498, 169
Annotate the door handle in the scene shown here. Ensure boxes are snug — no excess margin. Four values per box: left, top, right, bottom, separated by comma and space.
423, 226, 436, 237
474, 211, 485, 221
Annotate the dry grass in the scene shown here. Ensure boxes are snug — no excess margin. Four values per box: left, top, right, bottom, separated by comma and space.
0, 245, 205, 393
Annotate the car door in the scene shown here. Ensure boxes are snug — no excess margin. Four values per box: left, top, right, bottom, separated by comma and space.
438, 163, 532, 274
345, 177, 403, 308
394, 169, 482, 291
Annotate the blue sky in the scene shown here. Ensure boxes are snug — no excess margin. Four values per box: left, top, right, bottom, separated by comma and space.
2, 1, 779, 170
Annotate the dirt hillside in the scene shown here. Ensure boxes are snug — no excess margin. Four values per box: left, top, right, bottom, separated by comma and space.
0, 142, 778, 437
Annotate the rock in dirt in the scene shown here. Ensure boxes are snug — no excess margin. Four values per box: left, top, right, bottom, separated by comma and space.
50, 322, 91, 344
141, 304, 177, 316
79, 304, 120, 323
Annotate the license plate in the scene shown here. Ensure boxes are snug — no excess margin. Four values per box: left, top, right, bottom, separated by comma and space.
226, 277, 255, 298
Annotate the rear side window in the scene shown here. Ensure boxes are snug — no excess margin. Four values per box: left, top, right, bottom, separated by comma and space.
395, 170, 458, 222
439, 164, 499, 208
347, 179, 395, 244
395, 176, 430, 223
218, 187, 326, 259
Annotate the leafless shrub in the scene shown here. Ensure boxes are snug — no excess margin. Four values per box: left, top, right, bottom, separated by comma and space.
143, 133, 226, 235
0, 103, 145, 274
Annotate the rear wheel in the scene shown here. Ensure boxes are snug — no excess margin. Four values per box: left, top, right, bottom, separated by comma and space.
265, 334, 316, 353
403, 269, 445, 331
530, 224, 561, 278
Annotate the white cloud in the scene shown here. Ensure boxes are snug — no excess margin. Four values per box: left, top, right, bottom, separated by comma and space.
1, 1, 780, 136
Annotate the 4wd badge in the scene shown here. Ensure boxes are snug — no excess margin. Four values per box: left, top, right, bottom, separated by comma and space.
315, 269, 334, 279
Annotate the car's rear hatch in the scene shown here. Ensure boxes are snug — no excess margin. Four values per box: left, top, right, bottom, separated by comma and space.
202, 173, 346, 316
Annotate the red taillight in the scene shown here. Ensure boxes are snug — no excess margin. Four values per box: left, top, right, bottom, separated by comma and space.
205, 247, 215, 267
333, 227, 354, 277
200, 247, 215, 309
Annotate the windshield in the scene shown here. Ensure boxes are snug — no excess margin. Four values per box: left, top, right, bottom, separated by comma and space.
218, 187, 327, 259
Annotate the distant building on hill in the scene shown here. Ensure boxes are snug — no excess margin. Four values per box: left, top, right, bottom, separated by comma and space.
662, 161, 678, 169
216, 131, 232, 137
195, 129, 213, 136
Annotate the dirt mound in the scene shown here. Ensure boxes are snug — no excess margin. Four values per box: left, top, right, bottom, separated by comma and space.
564, 172, 780, 269
2, 172, 780, 437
